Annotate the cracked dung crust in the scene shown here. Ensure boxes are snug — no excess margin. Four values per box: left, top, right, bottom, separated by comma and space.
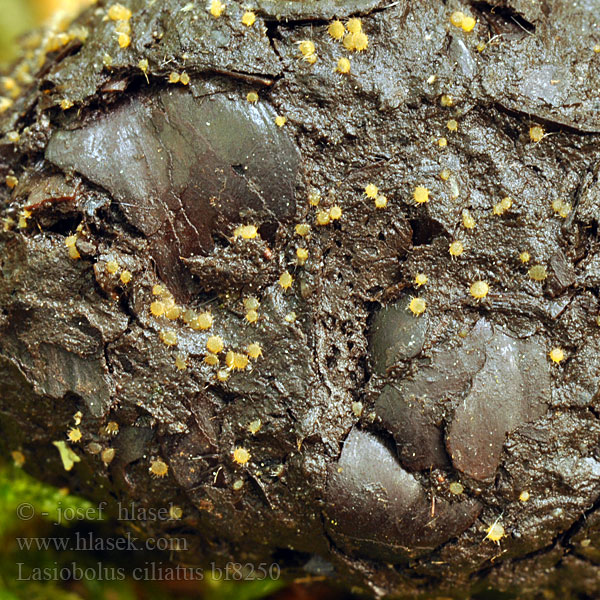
1, 0, 600, 598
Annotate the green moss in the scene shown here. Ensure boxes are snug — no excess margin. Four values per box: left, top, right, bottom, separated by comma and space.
0, 0, 35, 67
0, 462, 285, 599
0, 462, 101, 537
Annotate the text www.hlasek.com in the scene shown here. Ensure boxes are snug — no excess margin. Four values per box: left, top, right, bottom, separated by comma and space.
16, 532, 183, 552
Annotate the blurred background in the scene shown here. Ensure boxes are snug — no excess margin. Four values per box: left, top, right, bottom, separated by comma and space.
0, 460, 330, 600
0, 2, 348, 599
0, 0, 94, 66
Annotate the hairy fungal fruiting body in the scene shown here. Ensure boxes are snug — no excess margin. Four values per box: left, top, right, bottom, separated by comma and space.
462, 209, 476, 229
485, 521, 505, 543
209, 0, 225, 18
530, 125, 544, 143
241, 11, 256, 27
415, 273, 428, 287
409, 297, 427, 316
343, 32, 368, 52
207, 336, 224, 354
298, 40, 317, 63
549, 347, 565, 364
336, 57, 351, 74
233, 447, 251, 465
493, 196, 513, 215
528, 265, 548, 281
279, 271, 293, 290
247, 343, 263, 360
346, 18, 362, 34
470, 281, 489, 299
328, 21, 345, 40
414, 186, 430, 204
149, 458, 169, 478
449, 240, 464, 257
67, 427, 82, 443
450, 11, 476, 32
374, 195, 387, 208
364, 183, 378, 198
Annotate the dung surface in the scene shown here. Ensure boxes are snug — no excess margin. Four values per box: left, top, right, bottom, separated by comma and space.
1, 0, 600, 598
